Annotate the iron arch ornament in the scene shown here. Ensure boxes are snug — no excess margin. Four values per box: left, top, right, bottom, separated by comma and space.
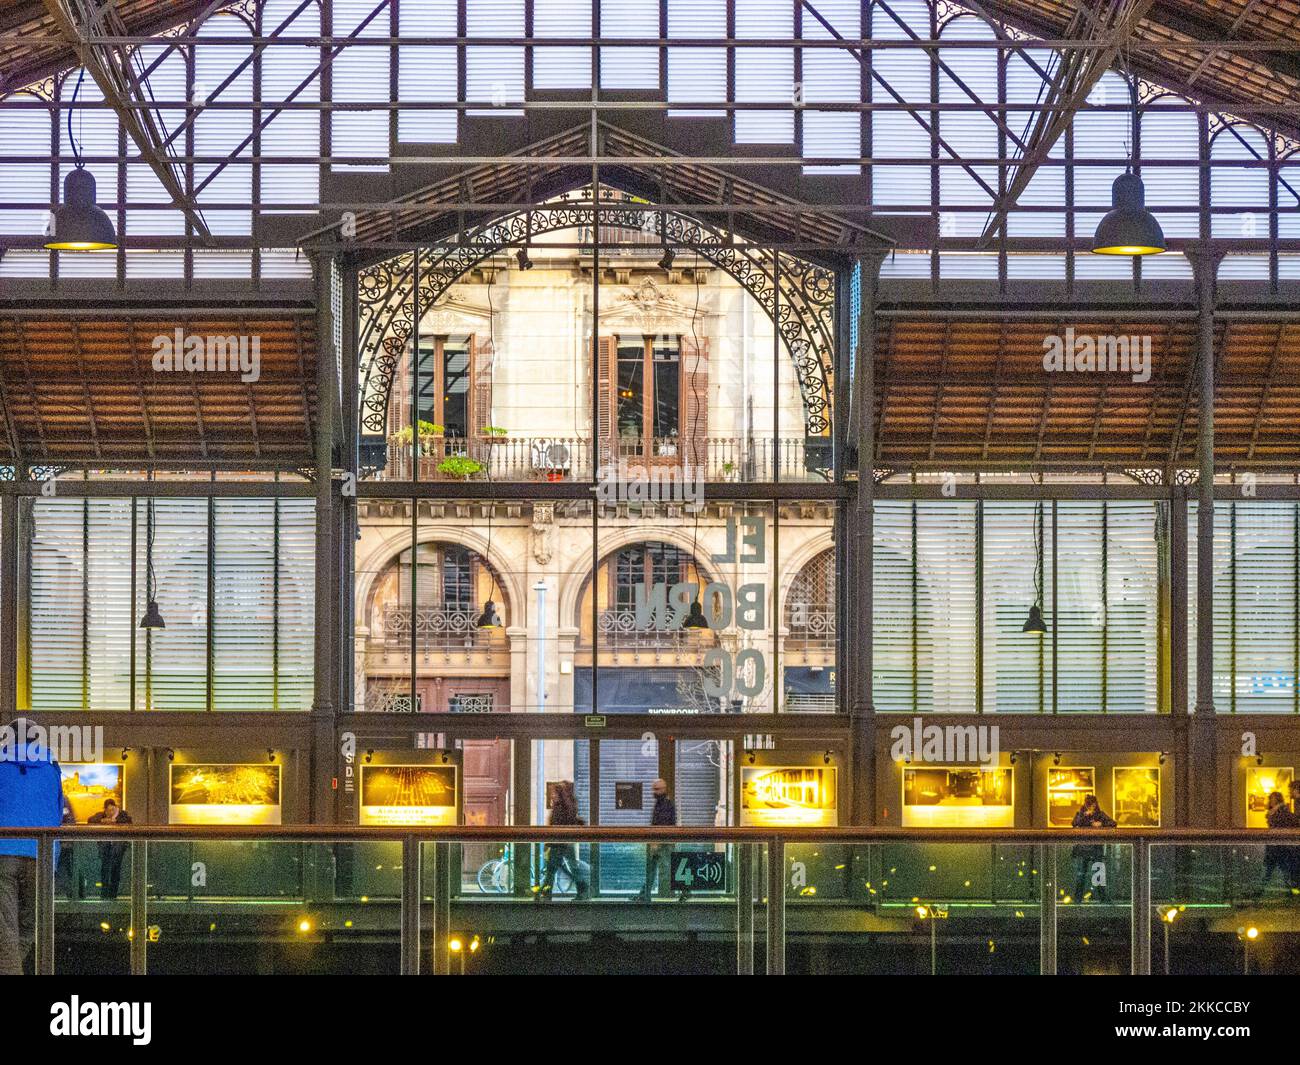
355, 200, 837, 448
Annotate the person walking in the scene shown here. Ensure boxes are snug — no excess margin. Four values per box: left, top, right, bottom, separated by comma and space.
0, 720, 66, 975
1262, 791, 1299, 894
539, 781, 589, 901
636, 779, 681, 902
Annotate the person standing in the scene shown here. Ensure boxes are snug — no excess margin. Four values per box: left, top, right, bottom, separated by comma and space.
0, 720, 65, 975
1261, 791, 1298, 893
88, 799, 132, 900
1070, 794, 1117, 903
637, 779, 680, 902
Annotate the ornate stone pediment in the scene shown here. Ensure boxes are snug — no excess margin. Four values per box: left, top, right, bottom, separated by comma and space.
599, 278, 715, 336
419, 292, 495, 336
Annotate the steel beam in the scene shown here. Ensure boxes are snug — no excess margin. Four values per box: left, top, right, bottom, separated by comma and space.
979, 0, 1159, 245
42, 0, 211, 241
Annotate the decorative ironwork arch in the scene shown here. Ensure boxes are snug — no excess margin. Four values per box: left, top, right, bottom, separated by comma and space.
355, 201, 836, 442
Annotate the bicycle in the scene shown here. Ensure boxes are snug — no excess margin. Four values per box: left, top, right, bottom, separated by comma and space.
476, 843, 577, 895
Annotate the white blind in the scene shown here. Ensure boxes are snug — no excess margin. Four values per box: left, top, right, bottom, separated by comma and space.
332, 0, 392, 169
277, 500, 317, 710
1193, 501, 1299, 713
533, 0, 592, 89
873, 501, 915, 713
915, 502, 977, 712
28, 496, 314, 711
937, 15, 997, 213
983, 502, 1050, 713
600, 0, 659, 90
1105, 502, 1160, 713
212, 500, 277, 709
467, 0, 525, 115
801, 0, 860, 175
667, 0, 725, 117
873, 501, 978, 713
30, 499, 89, 710
261, 0, 325, 204
734, 0, 793, 144
869, 0, 930, 207
398, 0, 458, 143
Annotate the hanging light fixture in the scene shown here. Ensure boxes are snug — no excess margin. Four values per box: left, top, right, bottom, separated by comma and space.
45, 69, 117, 251
1092, 66, 1164, 256
682, 261, 710, 634
1023, 498, 1046, 635
682, 596, 710, 629
475, 262, 503, 632
140, 499, 165, 630
657, 245, 675, 272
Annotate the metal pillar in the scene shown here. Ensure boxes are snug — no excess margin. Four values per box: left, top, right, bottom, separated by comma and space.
433, 840, 451, 974
766, 837, 785, 975
850, 252, 887, 826
0, 491, 16, 725
1189, 249, 1221, 828
1132, 837, 1153, 975
737, 843, 755, 975
1169, 489, 1191, 828
311, 254, 339, 824
35, 834, 54, 975
1038, 843, 1056, 975
129, 840, 148, 975
400, 834, 421, 975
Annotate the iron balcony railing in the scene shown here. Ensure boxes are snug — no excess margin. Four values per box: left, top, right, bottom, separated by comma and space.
381, 604, 505, 653
372, 435, 824, 482
7, 825, 1300, 976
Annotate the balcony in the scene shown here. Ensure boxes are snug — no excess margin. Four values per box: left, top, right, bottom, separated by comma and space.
365, 434, 828, 482
379, 604, 505, 654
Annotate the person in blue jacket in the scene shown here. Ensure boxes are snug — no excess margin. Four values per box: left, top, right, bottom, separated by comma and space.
0, 719, 65, 975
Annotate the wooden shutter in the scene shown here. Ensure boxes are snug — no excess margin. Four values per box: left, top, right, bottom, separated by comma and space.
595, 335, 616, 465
471, 334, 494, 439
681, 334, 709, 469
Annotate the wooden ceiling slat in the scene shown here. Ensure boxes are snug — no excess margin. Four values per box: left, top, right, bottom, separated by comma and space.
0, 310, 316, 464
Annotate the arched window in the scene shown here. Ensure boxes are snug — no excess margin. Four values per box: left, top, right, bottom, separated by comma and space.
369, 541, 507, 651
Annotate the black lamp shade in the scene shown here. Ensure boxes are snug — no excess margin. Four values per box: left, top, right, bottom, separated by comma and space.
475, 600, 502, 629
682, 598, 710, 629
45, 167, 117, 251
515, 248, 533, 270
1022, 604, 1047, 635
140, 599, 166, 630
658, 247, 675, 271
1092, 172, 1165, 256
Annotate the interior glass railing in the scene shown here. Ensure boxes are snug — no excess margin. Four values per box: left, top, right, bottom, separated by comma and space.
2, 828, 1297, 975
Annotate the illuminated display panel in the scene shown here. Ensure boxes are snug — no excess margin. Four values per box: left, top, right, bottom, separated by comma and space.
60, 763, 125, 823
901, 768, 1014, 828
1247, 766, 1294, 829
168, 764, 283, 825
1112, 767, 1161, 827
1047, 767, 1096, 828
740, 766, 837, 827
360, 765, 459, 826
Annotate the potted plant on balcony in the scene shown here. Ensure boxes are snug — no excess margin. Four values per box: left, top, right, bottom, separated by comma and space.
391, 420, 444, 454
437, 454, 485, 480
721, 461, 738, 482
